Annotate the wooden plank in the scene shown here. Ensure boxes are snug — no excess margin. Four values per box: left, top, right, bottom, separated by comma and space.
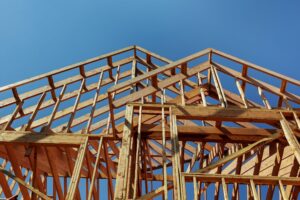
66, 137, 88, 200
258, 87, 271, 109
278, 180, 288, 200
161, 91, 168, 200
236, 80, 248, 108
87, 138, 103, 200
280, 112, 300, 163
197, 72, 207, 106
0, 131, 86, 145
183, 173, 300, 185
133, 105, 142, 199
172, 105, 299, 123
103, 142, 114, 200
114, 105, 134, 200
221, 178, 229, 200
211, 66, 227, 107
250, 179, 260, 200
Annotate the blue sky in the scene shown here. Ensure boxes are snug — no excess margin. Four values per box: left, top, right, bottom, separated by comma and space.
0, 1, 300, 86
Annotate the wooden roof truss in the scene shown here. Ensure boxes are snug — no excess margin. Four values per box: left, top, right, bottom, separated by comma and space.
0, 46, 299, 199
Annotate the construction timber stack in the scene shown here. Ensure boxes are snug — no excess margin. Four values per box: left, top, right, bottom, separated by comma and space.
0, 46, 299, 200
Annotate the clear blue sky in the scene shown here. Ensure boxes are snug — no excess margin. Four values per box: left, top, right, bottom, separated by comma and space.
1, 1, 300, 86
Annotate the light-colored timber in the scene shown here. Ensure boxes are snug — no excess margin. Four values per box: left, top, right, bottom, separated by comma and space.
0, 46, 299, 199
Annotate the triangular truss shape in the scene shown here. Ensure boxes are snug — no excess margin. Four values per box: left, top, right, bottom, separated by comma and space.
0, 46, 299, 199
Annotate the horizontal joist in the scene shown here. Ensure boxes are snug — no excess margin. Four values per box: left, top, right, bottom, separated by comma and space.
173, 105, 299, 123
183, 173, 300, 185
139, 124, 283, 142
0, 131, 114, 146
130, 103, 299, 123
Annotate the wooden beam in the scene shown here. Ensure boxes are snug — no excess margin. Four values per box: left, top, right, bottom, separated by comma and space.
280, 112, 300, 163
114, 105, 134, 200
0, 131, 87, 146
0, 165, 50, 200
183, 173, 300, 185
66, 137, 88, 200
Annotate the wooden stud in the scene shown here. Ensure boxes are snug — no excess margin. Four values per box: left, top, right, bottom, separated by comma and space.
66, 137, 88, 200
221, 178, 229, 200
280, 112, 300, 163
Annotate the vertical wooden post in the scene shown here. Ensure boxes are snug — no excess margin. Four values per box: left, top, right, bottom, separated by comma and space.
241, 64, 248, 91
66, 137, 88, 200
114, 105, 134, 200
250, 179, 260, 200
87, 137, 103, 200
47, 76, 57, 101
161, 90, 168, 199
133, 104, 142, 199
221, 178, 229, 200
151, 75, 158, 102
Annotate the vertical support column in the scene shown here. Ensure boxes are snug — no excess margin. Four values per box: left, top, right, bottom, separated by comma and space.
131, 58, 137, 93
170, 108, 185, 200
47, 76, 57, 101
151, 75, 158, 102
107, 56, 114, 79
161, 89, 168, 199
114, 105, 134, 200
278, 80, 287, 108
241, 64, 248, 91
